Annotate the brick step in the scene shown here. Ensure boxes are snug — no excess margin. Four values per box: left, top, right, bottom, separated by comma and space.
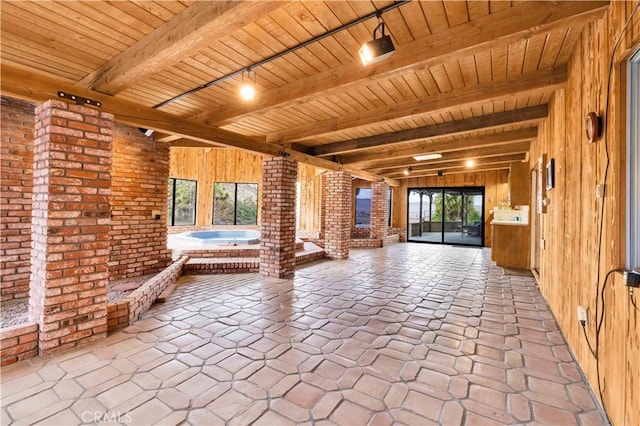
183, 244, 325, 275
184, 257, 259, 275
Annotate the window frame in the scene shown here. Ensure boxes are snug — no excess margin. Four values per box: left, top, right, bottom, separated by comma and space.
167, 177, 197, 226
627, 48, 640, 271
212, 182, 259, 226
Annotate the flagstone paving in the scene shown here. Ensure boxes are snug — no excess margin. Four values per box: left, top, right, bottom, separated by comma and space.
1, 244, 605, 425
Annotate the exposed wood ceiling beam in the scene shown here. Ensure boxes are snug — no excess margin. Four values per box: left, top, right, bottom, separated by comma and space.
77, 1, 286, 95
199, 1, 607, 127
366, 141, 531, 173
1, 64, 397, 186
400, 164, 516, 179
169, 139, 223, 148
341, 128, 538, 166
311, 105, 548, 157
387, 154, 527, 179
273, 66, 565, 144
155, 133, 182, 143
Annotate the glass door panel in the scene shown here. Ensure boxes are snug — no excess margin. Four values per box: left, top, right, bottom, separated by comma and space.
408, 186, 484, 246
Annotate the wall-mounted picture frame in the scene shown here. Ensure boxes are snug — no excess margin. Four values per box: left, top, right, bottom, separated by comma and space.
546, 158, 555, 190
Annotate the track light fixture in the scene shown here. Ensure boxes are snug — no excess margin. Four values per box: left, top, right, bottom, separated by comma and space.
239, 68, 257, 101
404, 166, 413, 176
359, 13, 396, 66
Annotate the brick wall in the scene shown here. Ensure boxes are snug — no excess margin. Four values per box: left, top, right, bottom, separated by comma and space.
1, 97, 35, 301
260, 157, 298, 278
325, 171, 352, 259
30, 99, 112, 355
110, 124, 171, 280
371, 181, 390, 244
318, 173, 327, 241
0, 322, 38, 366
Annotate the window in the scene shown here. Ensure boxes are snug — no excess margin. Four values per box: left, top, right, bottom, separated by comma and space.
168, 178, 197, 226
627, 48, 640, 271
355, 188, 372, 226
213, 183, 258, 225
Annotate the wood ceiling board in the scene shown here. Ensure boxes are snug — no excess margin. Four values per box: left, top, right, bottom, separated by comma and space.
269, 65, 565, 144
340, 127, 538, 165
443, 1, 470, 28
399, 1, 431, 39
29, 1, 139, 48
0, 39, 92, 82
0, 13, 115, 67
129, 0, 186, 21
467, 1, 490, 21
421, 1, 451, 34
366, 141, 532, 172
507, 39, 528, 77
200, 0, 607, 127
490, 1, 513, 14
78, 1, 287, 95
309, 104, 547, 157
0, 3, 126, 61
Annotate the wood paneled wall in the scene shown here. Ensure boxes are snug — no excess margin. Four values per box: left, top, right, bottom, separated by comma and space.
396, 170, 509, 247
169, 147, 320, 233
530, 3, 639, 424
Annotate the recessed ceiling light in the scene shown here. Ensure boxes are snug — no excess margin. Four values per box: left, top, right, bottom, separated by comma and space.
413, 153, 442, 161
466, 159, 476, 168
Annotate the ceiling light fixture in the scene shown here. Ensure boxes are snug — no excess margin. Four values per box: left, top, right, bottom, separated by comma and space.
153, 1, 409, 109
466, 159, 476, 168
239, 68, 256, 101
359, 13, 396, 66
413, 153, 443, 161
404, 166, 413, 176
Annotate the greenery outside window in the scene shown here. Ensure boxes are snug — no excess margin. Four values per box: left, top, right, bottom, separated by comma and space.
213, 183, 258, 225
168, 178, 197, 226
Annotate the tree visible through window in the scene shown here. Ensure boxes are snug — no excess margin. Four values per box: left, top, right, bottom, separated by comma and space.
168, 178, 197, 226
213, 183, 258, 225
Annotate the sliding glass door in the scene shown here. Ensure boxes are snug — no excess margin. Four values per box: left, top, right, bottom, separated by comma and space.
408, 187, 484, 246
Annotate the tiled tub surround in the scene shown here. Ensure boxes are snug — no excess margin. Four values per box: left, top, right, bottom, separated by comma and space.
0, 244, 604, 425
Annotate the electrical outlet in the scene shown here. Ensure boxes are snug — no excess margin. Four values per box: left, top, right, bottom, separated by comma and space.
595, 184, 605, 198
577, 306, 588, 326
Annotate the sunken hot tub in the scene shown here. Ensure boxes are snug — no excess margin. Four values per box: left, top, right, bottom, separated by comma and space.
175, 230, 260, 245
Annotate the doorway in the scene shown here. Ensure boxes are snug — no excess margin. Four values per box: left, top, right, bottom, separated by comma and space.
407, 187, 485, 246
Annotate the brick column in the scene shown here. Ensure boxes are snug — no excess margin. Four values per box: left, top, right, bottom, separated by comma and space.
1, 97, 35, 302
317, 173, 327, 241
30, 99, 112, 355
260, 157, 298, 278
325, 171, 352, 259
371, 181, 390, 242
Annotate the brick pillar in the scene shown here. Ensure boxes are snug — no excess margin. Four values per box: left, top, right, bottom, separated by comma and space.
30, 99, 112, 355
1, 97, 35, 302
317, 173, 327, 241
371, 181, 390, 242
325, 171, 352, 259
260, 157, 298, 278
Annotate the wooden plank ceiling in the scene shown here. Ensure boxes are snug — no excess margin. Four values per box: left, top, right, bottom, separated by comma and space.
0, 0, 609, 184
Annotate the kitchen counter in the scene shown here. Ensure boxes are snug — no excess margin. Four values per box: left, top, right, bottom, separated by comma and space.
491, 222, 530, 269
491, 220, 529, 226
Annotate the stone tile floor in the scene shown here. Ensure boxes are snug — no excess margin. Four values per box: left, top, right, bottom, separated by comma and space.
1, 244, 605, 425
